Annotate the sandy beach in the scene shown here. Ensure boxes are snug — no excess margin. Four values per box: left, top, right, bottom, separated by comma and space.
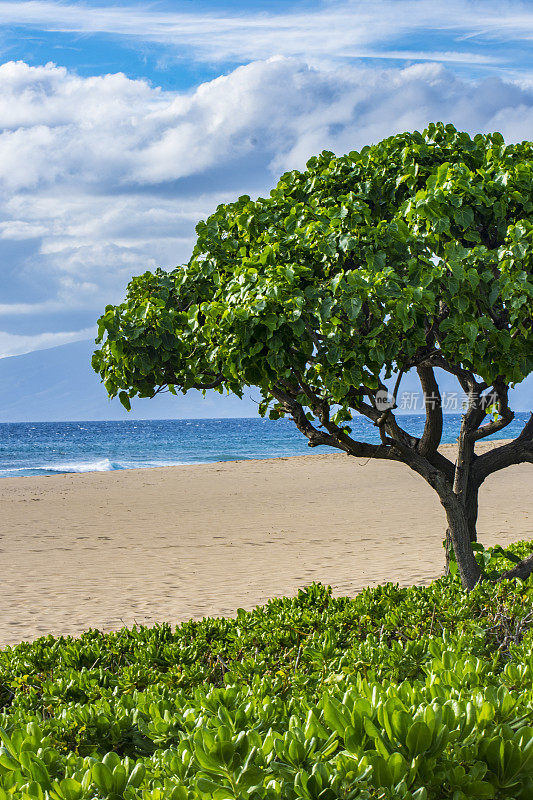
0, 441, 531, 647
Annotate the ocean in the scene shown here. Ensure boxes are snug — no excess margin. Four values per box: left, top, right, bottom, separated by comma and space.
0, 413, 530, 478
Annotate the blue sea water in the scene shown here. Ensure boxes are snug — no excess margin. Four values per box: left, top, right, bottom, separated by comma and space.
0, 414, 530, 478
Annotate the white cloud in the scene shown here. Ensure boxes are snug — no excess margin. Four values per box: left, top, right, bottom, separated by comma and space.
0, 1, 531, 69
0, 326, 95, 358
2, 58, 532, 197
0, 56, 532, 353
0, 61, 163, 190
0, 301, 65, 315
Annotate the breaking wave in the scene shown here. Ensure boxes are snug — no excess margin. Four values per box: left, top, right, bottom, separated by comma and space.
0, 457, 197, 477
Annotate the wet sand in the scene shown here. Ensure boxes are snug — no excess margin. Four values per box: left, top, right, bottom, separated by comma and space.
0, 441, 531, 646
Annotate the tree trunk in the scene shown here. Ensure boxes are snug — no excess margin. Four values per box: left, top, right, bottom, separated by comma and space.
440, 492, 482, 590
445, 482, 479, 572
445, 527, 453, 574
466, 489, 479, 542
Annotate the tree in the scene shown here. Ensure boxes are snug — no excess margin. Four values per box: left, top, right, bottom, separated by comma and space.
92, 123, 533, 591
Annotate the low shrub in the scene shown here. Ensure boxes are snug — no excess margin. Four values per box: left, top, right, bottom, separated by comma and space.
0, 541, 532, 799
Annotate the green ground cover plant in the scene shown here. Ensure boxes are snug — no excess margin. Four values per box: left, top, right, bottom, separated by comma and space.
1, 541, 532, 799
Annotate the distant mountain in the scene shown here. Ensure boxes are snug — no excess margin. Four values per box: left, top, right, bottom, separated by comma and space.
0, 339, 530, 423
0, 340, 258, 422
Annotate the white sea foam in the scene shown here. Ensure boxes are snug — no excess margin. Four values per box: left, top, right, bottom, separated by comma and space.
55, 458, 116, 472
0, 457, 203, 477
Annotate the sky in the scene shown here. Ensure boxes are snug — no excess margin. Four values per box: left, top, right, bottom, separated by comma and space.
0, 0, 532, 417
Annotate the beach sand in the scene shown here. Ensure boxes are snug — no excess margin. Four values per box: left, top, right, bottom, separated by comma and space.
0, 441, 531, 646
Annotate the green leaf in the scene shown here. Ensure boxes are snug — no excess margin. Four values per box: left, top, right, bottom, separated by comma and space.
119, 391, 131, 411
344, 297, 362, 320
463, 780, 497, 798
194, 746, 227, 775
323, 697, 351, 738
369, 754, 393, 789
92, 762, 114, 794
406, 721, 432, 756
388, 752, 408, 784
454, 206, 474, 229
0, 752, 18, 770
57, 778, 83, 800
127, 763, 146, 788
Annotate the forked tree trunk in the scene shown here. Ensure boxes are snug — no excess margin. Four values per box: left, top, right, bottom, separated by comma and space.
276, 369, 533, 592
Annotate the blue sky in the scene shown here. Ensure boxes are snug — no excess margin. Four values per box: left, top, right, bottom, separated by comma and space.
0, 0, 532, 416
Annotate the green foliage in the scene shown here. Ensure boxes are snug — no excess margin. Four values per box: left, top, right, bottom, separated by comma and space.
93, 123, 533, 418
1, 541, 532, 799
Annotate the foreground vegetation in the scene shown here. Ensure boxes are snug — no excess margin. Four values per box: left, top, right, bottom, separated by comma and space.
1, 542, 532, 800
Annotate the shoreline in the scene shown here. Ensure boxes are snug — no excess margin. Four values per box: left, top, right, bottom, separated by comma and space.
0, 435, 521, 480
1, 441, 531, 647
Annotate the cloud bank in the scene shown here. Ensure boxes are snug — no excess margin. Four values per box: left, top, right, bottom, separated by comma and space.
0, 56, 532, 356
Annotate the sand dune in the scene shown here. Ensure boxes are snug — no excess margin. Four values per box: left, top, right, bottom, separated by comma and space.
0, 441, 531, 646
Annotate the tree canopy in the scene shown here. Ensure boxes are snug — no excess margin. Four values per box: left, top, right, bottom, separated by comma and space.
93, 123, 533, 590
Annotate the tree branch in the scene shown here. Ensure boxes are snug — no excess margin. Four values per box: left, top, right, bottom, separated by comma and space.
500, 553, 533, 582
518, 413, 533, 441
407, 364, 454, 483
416, 364, 443, 456
473, 413, 533, 484
271, 384, 401, 461
193, 375, 225, 390
270, 385, 341, 450
347, 385, 417, 449
344, 380, 454, 482
472, 379, 514, 441
162, 372, 225, 391
452, 381, 486, 507
426, 353, 487, 395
